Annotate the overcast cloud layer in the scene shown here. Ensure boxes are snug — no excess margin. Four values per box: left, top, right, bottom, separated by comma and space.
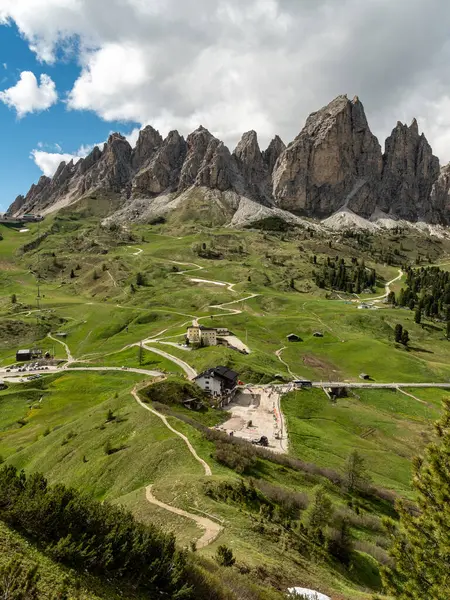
3, 0, 450, 174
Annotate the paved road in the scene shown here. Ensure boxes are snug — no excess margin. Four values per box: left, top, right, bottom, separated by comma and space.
0, 366, 162, 381
312, 381, 450, 389
141, 343, 198, 380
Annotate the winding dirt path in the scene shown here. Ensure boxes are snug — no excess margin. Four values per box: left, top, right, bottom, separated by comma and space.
396, 386, 428, 405
131, 387, 210, 474
145, 485, 222, 548
127, 246, 143, 256
48, 333, 74, 365
365, 269, 404, 303
275, 347, 299, 380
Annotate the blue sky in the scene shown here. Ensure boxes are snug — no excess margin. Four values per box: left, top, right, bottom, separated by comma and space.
2, 1, 450, 214
0, 23, 139, 212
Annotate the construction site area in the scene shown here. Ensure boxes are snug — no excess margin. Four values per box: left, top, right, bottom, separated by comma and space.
216, 384, 290, 453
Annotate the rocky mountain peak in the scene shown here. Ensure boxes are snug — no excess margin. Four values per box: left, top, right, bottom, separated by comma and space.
263, 135, 286, 174
133, 130, 187, 195
196, 140, 238, 192
178, 126, 216, 191
233, 131, 270, 200
6, 93, 448, 225
380, 119, 440, 220
132, 125, 163, 170
273, 94, 381, 217
6, 194, 26, 216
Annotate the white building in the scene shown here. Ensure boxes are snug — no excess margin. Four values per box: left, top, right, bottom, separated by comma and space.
194, 366, 239, 400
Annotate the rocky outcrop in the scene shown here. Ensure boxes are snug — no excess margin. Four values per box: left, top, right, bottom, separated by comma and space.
272, 95, 382, 217
81, 133, 133, 194
196, 140, 239, 191
263, 135, 286, 174
133, 131, 187, 194
6, 194, 26, 216
380, 120, 440, 221
429, 162, 450, 223
132, 126, 163, 171
178, 126, 216, 191
78, 146, 102, 175
233, 131, 270, 201
7, 93, 449, 226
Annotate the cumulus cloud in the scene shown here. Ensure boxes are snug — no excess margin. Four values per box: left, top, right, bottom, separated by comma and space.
0, 71, 57, 117
30, 127, 138, 176
31, 149, 82, 177
4, 1, 450, 159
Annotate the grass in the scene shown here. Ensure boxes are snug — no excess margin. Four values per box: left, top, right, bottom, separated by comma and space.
2, 214, 450, 599
282, 387, 441, 495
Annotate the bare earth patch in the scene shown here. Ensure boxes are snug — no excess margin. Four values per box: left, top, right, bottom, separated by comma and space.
216, 385, 289, 453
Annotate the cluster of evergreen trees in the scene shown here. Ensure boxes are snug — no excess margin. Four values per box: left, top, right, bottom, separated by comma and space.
0, 467, 192, 598
313, 257, 377, 293
396, 266, 450, 319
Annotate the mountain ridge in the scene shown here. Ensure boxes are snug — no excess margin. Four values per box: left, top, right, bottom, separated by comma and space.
7, 94, 450, 227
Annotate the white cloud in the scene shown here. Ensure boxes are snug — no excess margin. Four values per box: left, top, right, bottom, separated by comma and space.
2, 63, 6, 69
0, 71, 57, 117
30, 126, 139, 176
4, 1, 450, 159
31, 149, 82, 177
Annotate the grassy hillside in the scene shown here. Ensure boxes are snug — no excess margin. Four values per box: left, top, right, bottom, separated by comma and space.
1, 214, 450, 599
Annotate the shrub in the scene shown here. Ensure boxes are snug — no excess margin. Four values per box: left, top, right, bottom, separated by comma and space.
215, 545, 235, 567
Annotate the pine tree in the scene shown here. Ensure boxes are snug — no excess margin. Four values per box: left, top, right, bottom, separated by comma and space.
343, 450, 370, 493
304, 485, 333, 537
70, 269, 75, 279
394, 324, 403, 343
11, 293, 17, 304
215, 545, 235, 567
401, 329, 409, 346
382, 399, 450, 599
136, 272, 145, 286
414, 308, 421, 324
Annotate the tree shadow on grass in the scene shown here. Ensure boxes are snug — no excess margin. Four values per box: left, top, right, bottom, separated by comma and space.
407, 346, 434, 354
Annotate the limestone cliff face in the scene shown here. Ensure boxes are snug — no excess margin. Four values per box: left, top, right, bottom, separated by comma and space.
6, 194, 26, 216
178, 126, 216, 191
233, 131, 270, 201
133, 131, 187, 194
272, 95, 382, 217
380, 120, 440, 220
196, 140, 239, 191
7, 93, 448, 225
263, 135, 286, 175
428, 162, 450, 223
132, 126, 163, 171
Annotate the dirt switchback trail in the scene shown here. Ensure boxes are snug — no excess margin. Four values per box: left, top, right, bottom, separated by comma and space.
48, 333, 74, 365
145, 485, 222, 549
131, 387, 211, 475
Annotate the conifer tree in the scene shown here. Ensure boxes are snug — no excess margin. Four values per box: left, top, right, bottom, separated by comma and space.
401, 329, 410, 346
382, 399, 450, 599
394, 324, 403, 343
414, 308, 421, 324
343, 450, 370, 493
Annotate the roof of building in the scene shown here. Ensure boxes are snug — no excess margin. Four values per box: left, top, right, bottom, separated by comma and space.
195, 366, 239, 382
17, 349, 31, 354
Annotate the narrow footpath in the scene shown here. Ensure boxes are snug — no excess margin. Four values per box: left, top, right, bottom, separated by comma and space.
145, 485, 222, 549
